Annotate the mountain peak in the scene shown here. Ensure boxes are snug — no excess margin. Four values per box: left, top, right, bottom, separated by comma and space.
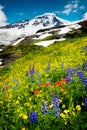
35, 13, 56, 18
0, 13, 72, 45
31, 12, 71, 27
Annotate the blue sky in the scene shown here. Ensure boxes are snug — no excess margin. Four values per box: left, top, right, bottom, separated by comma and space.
0, 0, 87, 25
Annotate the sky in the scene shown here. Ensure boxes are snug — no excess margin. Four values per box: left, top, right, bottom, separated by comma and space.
0, 0, 87, 25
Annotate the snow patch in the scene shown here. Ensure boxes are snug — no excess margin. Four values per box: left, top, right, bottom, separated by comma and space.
0, 59, 2, 65
0, 48, 2, 51
12, 38, 25, 45
34, 38, 66, 47
59, 24, 81, 35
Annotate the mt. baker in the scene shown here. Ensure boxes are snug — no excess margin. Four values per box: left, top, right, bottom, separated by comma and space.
0, 13, 77, 45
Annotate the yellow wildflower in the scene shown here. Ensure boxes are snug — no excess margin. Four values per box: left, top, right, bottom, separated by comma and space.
76, 105, 81, 111
82, 102, 84, 106
24, 102, 30, 106
25, 86, 28, 88
45, 74, 48, 77
65, 122, 67, 125
15, 100, 19, 104
19, 113, 23, 117
36, 94, 40, 98
59, 99, 62, 103
21, 128, 25, 130
18, 96, 20, 100
0, 101, 3, 104
29, 98, 32, 101
49, 104, 53, 108
22, 114, 28, 120
60, 113, 66, 118
64, 109, 69, 114
62, 104, 66, 108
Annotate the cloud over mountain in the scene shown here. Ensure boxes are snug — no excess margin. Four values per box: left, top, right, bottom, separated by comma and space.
83, 12, 87, 19
62, 0, 79, 15
0, 5, 8, 26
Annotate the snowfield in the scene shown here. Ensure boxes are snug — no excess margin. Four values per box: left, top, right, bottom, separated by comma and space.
0, 13, 81, 45
34, 38, 66, 47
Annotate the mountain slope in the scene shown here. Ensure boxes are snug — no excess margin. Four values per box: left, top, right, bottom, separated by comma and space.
0, 13, 71, 45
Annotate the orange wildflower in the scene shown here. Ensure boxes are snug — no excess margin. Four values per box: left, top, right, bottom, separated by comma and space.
45, 83, 50, 87
41, 83, 45, 87
33, 90, 40, 94
61, 78, 66, 83
55, 81, 61, 86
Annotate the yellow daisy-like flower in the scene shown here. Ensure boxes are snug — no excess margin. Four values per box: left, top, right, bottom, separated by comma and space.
65, 122, 67, 125
25, 85, 28, 88
76, 105, 81, 111
21, 128, 25, 130
0, 101, 3, 104
60, 113, 66, 118
82, 102, 84, 106
64, 109, 69, 114
18, 96, 20, 100
19, 113, 23, 117
15, 100, 19, 104
36, 94, 40, 98
59, 99, 62, 103
62, 104, 66, 108
22, 114, 28, 120
45, 74, 48, 77
24, 102, 30, 106
29, 98, 32, 101
49, 104, 53, 108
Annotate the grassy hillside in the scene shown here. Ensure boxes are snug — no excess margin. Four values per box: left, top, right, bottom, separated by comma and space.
0, 35, 87, 130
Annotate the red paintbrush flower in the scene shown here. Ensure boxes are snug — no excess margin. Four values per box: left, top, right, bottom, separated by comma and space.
33, 90, 40, 94
61, 78, 66, 83
55, 81, 61, 86
41, 83, 45, 87
45, 83, 50, 87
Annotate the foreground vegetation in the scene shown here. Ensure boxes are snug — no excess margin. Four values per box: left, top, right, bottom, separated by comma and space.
0, 34, 87, 130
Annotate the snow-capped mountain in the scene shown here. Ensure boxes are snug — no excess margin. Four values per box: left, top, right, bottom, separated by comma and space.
0, 13, 81, 45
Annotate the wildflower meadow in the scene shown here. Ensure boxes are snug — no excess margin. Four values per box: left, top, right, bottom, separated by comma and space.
0, 35, 87, 130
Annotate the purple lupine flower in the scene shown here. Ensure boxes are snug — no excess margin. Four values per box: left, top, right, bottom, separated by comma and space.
85, 78, 87, 90
66, 67, 76, 84
52, 94, 60, 117
67, 67, 76, 77
42, 101, 50, 114
45, 60, 51, 73
29, 66, 35, 82
66, 76, 71, 84
30, 112, 38, 124
82, 62, 87, 70
77, 71, 84, 77
85, 97, 87, 108
82, 45, 87, 51
77, 71, 87, 90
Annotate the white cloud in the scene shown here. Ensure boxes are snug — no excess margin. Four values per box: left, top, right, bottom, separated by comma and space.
73, 10, 78, 13
73, 3, 78, 8
79, 5, 85, 10
62, 8, 72, 15
0, 5, 8, 26
53, 10, 60, 14
65, 4, 72, 9
83, 12, 87, 19
62, 0, 79, 15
